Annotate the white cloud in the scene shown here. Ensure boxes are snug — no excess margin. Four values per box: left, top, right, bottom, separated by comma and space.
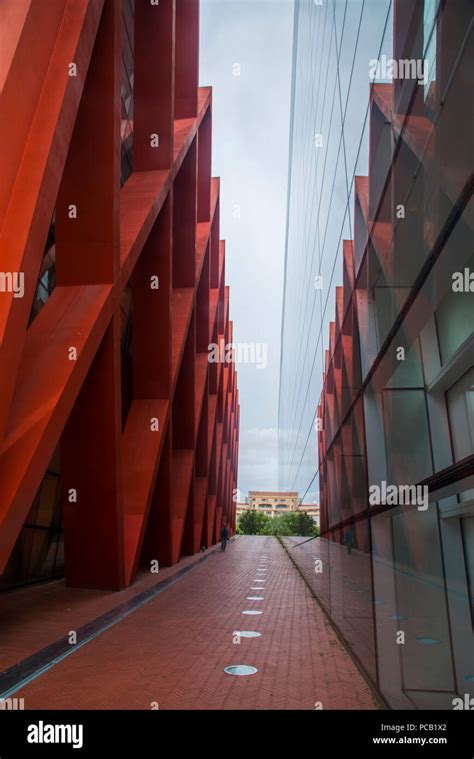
200, 0, 294, 493
238, 427, 279, 494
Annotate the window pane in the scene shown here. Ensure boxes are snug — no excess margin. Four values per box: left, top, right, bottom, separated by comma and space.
383, 390, 432, 484
461, 517, 474, 622
447, 368, 474, 461
436, 255, 474, 364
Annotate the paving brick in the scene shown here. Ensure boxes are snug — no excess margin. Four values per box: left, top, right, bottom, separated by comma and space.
9, 537, 381, 710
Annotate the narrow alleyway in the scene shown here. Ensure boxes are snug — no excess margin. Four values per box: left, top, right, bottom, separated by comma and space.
4, 537, 380, 710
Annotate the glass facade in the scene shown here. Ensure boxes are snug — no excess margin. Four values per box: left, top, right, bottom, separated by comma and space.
280, 0, 473, 709
0, 450, 63, 592
28, 215, 56, 325
121, 0, 134, 185
279, 0, 394, 498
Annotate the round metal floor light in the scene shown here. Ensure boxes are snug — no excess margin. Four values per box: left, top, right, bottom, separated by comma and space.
234, 631, 262, 639
224, 665, 258, 676
242, 609, 262, 615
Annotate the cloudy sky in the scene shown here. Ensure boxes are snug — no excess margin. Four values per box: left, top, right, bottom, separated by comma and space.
200, 0, 294, 497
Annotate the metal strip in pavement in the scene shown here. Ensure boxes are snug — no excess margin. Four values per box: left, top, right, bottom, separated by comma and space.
0, 543, 228, 699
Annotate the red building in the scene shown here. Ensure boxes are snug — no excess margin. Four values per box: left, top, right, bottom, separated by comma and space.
0, 0, 239, 592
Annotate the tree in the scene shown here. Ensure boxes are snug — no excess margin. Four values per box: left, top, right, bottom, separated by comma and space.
238, 510, 271, 535
271, 511, 316, 536
294, 511, 318, 537
237, 509, 318, 537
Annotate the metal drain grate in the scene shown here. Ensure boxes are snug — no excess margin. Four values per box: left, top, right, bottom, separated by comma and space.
224, 665, 258, 676
233, 631, 262, 639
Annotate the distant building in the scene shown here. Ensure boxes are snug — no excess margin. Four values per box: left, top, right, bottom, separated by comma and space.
300, 503, 320, 528
236, 491, 320, 526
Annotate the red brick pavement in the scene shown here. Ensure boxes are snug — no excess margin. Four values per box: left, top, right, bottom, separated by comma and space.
0, 547, 221, 671
10, 537, 381, 710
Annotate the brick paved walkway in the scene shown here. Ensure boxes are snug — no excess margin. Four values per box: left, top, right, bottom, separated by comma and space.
0, 548, 220, 671
9, 537, 380, 710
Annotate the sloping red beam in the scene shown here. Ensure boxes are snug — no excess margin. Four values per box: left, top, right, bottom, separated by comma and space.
0, 0, 240, 588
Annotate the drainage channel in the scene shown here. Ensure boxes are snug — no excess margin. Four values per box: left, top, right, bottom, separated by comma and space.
0, 546, 223, 699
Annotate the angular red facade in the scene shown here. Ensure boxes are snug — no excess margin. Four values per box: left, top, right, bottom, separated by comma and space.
0, 0, 239, 591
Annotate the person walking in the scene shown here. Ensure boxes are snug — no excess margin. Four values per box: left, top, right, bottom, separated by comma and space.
343, 528, 354, 555
220, 524, 229, 552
